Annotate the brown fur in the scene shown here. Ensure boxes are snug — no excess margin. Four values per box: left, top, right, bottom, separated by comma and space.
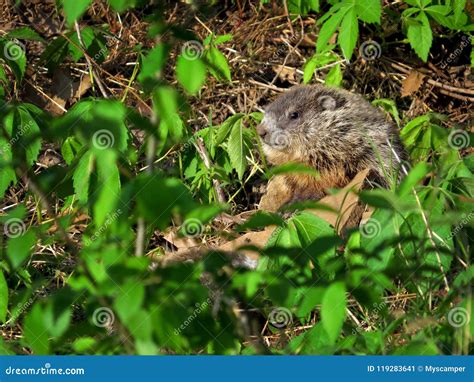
257, 84, 406, 212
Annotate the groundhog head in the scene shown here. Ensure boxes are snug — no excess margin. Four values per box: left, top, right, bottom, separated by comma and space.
257, 85, 351, 166
256, 85, 402, 179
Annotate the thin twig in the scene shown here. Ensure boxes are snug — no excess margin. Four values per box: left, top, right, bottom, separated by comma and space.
74, 21, 109, 98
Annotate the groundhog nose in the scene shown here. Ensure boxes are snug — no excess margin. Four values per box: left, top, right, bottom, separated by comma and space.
256, 123, 267, 138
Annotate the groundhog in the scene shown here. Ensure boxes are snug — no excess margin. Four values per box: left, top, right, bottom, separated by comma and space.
257, 84, 406, 212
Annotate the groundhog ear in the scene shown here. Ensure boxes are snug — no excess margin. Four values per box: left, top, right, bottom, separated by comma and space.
318, 95, 337, 111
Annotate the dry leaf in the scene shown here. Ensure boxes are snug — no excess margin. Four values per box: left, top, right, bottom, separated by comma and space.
273, 65, 297, 83
401, 70, 425, 97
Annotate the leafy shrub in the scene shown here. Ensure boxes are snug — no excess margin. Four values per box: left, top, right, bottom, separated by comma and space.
0, 0, 472, 355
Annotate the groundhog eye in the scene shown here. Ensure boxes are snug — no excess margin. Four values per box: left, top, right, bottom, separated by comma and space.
289, 111, 299, 120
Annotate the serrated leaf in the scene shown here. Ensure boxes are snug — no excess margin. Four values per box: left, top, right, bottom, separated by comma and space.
355, 0, 381, 24
73, 150, 94, 203
61, 136, 83, 165
63, 0, 92, 26
407, 12, 432, 62
227, 118, 247, 179
215, 113, 244, 145
176, 55, 206, 95
321, 282, 346, 344
338, 7, 358, 60
316, 6, 349, 53
205, 46, 231, 82
7, 27, 44, 42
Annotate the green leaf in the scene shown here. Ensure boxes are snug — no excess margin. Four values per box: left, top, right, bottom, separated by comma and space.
0, 137, 17, 198
205, 46, 231, 82
7, 230, 36, 270
227, 117, 247, 179
355, 0, 381, 24
268, 162, 319, 178
0, 270, 7, 323
372, 99, 401, 126
73, 337, 96, 353
321, 281, 346, 344
138, 44, 169, 86
287, 0, 320, 14
73, 150, 94, 203
63, 0, 92, 26
324, 63, 343, 86
114, 281, 145, 324
215, 113, 244, 145
303, 52, 338, 84
453, 0, 467, 24
407, 12, 433, 62
7, 27, 44, 42
42, 294, 72, 338
338, 7, 358, 60
153, 86, 179, 131
0, 39, 27, 80
93, 150, 120, 227
397, 162, 430, 196
39, 36, 69, 73
296, 287, 325, 317
16, 107, 42, 166
316, 6, 349, 53
425, 5, 451, 17
176, 55, 206, 95
108, 0, 136, 12
61, 136, 83, 165
68, 27, 95, 62
23, 304, 50, 354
